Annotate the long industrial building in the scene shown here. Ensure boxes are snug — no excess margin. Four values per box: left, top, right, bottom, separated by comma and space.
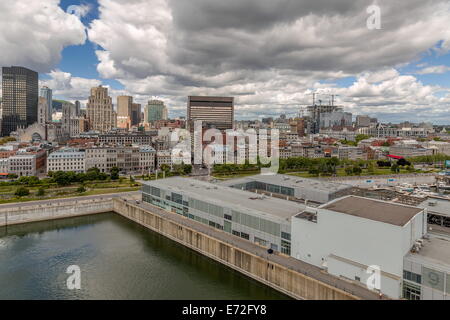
142, 177, 305, 255
142, 176, 450, 300
219, 174, 352, 205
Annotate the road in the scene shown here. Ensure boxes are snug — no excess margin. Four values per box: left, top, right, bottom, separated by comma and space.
0, 191, 140, 209
126, 199, 387, 300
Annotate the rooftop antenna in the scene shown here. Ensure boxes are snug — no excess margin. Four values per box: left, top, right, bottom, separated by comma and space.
331, 94, 340, 107
311, 93, 316, 106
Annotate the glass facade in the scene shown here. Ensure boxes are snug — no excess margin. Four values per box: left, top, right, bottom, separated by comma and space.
142, 184, 291, 255
403, 282, 421, 300
403, 270, 421, 284
231, 181, 295, 197
1, 66, 38, 136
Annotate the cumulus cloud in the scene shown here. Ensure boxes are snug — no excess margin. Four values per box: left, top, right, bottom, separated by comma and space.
416, 65, 450, 75
40, 70, 101, 103
40, 70, 157, 112
16, 0, 422, 124
0, 0, 87, 73
330, 72, 450, 123
84, 0, 450, 122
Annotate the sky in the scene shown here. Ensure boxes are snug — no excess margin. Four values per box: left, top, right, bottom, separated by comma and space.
1, 0, 450, 124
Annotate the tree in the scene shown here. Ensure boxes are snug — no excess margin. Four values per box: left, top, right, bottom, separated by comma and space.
355, 134, 371, 144
86, 167, 101, 181
15, 187, 30, 197
37, 188, 45, 197
160, 164, 171, 173
308, 166, 319, 176
77, 186, 86, 193
391, 163, 400, 173
183, 164, 192, 175
52, 171, 71, 186
397, 158, 409, 167
352, 166, 362, 175
345, 167, 354, 175
110, 167, 120, 180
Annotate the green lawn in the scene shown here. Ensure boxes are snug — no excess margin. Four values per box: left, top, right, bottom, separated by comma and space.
0, 179, 142, 204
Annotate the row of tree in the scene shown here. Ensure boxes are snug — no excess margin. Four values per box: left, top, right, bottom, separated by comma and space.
2, 167, 122, 187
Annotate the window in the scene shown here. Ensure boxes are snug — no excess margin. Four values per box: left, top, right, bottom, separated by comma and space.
281, 232, 291, 241
240, 232, 250, 240
171, 192, 183, 204
224, 214, 232, 221
281, 240, 291, 255
254, 237, 267, 247
232, 230, 241, 237
403, 270, 421, 284
355, 276, 361, 282
403, 282, 421, 300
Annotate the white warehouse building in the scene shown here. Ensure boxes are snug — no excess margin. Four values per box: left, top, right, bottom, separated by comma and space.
219, 174, 352, 205
142, 177, 306, 255
291, 196, 427, 299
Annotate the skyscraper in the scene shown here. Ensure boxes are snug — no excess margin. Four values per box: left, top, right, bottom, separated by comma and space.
131, 103, 141, 126
117, 96, 133, 118
145, 100, 168, 123
74, 101, 81, 117
187, 96, 234, 131
39, 86, 52, 121
1, 66, 39, 136
86, 86, 116, 133
117, 96, 133, 129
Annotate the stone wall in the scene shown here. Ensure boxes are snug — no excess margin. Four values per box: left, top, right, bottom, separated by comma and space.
113, 199, 359, 300
0, 197, 113, 227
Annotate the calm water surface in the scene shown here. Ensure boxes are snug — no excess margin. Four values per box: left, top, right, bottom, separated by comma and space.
0, 212, 290, 300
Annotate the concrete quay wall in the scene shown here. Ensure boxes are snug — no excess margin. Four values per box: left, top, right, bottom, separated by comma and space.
0, 197, 114, 227
113, 199, 359, 300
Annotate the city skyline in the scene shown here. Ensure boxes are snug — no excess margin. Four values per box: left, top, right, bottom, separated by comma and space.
1, 0, 450, 124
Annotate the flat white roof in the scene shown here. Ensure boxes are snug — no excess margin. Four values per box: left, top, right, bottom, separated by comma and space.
144, 177, 306, 222
405, 235, 450, 273
418, 197, 450, 218
219, 174, 352, 193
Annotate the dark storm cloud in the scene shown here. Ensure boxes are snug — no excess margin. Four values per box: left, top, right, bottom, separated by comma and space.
168, 0, 364, 31
86, 0, 450, 122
